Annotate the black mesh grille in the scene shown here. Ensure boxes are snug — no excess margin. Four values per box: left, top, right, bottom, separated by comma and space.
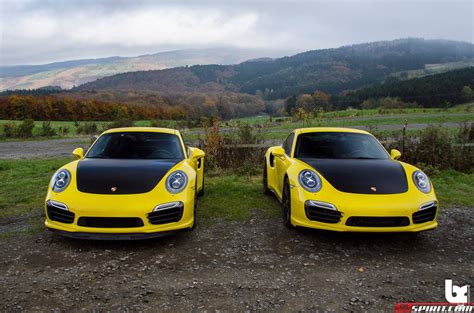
346, 216, 410, 227
148, 205, 183, 225
47, 204, 75, 224
305, 204, 342, 224
412, 206, 437, 224
77, 217, 144, 228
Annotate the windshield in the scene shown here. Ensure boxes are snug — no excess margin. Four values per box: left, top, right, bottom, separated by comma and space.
294, 132, 389, 159
86, 132, 184, 159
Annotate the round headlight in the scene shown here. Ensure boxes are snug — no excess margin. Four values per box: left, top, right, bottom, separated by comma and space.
51, 169, 71, 193
298, 170, 322, 192
412, 170, 431, 193
166, 170, 188, 194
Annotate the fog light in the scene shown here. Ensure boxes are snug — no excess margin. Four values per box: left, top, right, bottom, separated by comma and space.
419, 201, 437, 211
46, 200, 69, 211
305, 200, 338, 211
153, 201, 183, 212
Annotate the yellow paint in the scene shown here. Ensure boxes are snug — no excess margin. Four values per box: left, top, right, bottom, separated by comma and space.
264, 127, 438, 232
45, 127, 205, 236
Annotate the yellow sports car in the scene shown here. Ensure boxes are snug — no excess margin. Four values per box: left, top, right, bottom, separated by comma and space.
263, 127, 438, 232
45, 127, 205, 239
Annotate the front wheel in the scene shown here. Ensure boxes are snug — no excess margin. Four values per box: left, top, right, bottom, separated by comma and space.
282, 178, 294, 228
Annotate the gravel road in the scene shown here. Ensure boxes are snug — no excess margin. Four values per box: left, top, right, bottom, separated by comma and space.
0, 205, 472, 311
0, 138, 89, 159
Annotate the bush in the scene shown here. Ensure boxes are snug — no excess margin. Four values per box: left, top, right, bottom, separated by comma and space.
77, 123, 98, 135
202, 120, 266, 170
202, 119, 224, 169
40, 121, 57, 137
16, 119, 35, 138
2, 123, 16, 138
388, 124, 473, 172
57, 126, 70, 136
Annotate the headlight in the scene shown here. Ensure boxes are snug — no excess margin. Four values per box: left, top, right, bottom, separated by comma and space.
50, 169, 71, 193
412, 170, 431, 193
166, 171, 188, 194
298, 170, 322, 192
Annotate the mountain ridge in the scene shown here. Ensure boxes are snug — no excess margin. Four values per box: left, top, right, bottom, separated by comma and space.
75, 38, 474, 99
0, 48, 283, 90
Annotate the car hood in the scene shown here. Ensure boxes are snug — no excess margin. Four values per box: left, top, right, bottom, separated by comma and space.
76, 158, 181, 194
299, 158, 408, 194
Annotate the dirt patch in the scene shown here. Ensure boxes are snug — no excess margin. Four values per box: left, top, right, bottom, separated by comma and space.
0, 206, 472, 311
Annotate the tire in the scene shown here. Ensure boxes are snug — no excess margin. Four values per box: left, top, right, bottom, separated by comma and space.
263, 159, 271, 195
190, 184, 198, 230
282, 178, 294, 228
197, 175, 205, 197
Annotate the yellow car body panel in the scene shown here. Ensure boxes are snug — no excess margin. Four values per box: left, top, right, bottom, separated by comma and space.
45, 127, 205, 239
264, 127, 438, 232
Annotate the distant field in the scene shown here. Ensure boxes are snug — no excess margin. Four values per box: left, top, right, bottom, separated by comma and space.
1, 103, 473, 141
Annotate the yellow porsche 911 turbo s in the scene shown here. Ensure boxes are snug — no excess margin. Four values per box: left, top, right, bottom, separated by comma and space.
45, 127, 205, 240
263, 127, 438, 232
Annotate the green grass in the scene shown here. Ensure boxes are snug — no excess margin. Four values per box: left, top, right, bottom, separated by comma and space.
0, 158, 72, 219
198, 173, 280, 222
432, 170, 474, 207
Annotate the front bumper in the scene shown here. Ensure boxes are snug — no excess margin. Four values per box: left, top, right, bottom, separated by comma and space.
290, 187, 438, 232
44, 190, 195, 239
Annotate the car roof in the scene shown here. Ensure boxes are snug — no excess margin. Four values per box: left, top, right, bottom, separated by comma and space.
101, 127, 180, 135
294, 127, 372, 136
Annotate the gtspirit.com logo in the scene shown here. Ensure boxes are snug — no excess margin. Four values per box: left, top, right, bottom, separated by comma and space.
394, 279, 473, 313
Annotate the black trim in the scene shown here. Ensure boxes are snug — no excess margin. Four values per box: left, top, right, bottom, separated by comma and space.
48, 229, 182, 240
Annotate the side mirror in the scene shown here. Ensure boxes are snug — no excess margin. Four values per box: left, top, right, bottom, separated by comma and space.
190, 148, 205, 160
390, 149, 401, 160
273, 146, 285, 157
72, 147, 84, 160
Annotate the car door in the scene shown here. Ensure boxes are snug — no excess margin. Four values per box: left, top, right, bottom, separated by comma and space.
275, 132, 295, 198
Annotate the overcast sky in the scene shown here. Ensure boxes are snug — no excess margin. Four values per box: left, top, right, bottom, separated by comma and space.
0, 0, 472, 65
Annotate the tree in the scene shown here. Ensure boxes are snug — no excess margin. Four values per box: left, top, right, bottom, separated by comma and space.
462, 85, 473, 102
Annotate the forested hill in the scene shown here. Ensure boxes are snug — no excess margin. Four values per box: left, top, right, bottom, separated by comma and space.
337, 67, 474, 108
75, 39, 474, 99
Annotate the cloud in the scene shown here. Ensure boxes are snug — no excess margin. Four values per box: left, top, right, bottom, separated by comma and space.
0, 0, 472, 65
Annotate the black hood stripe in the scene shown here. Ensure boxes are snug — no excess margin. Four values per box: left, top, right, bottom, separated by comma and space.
299, 158, 408, 194
76, 159, 181, 194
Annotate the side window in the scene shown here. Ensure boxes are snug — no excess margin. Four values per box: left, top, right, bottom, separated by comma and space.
282, 133, 295, 156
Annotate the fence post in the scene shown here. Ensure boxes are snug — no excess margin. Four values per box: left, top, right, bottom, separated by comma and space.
402, 119, 407, 155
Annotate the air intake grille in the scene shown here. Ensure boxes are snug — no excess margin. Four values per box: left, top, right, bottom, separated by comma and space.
346, 216, 410, 227
412, 206, 437, 224
305, 203, 342, 224
148, 205, 183, 225
77, 217, 144, 228
47, 204, 75, 224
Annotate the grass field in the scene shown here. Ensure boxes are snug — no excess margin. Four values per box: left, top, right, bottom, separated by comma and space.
0, 158, 472, 238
